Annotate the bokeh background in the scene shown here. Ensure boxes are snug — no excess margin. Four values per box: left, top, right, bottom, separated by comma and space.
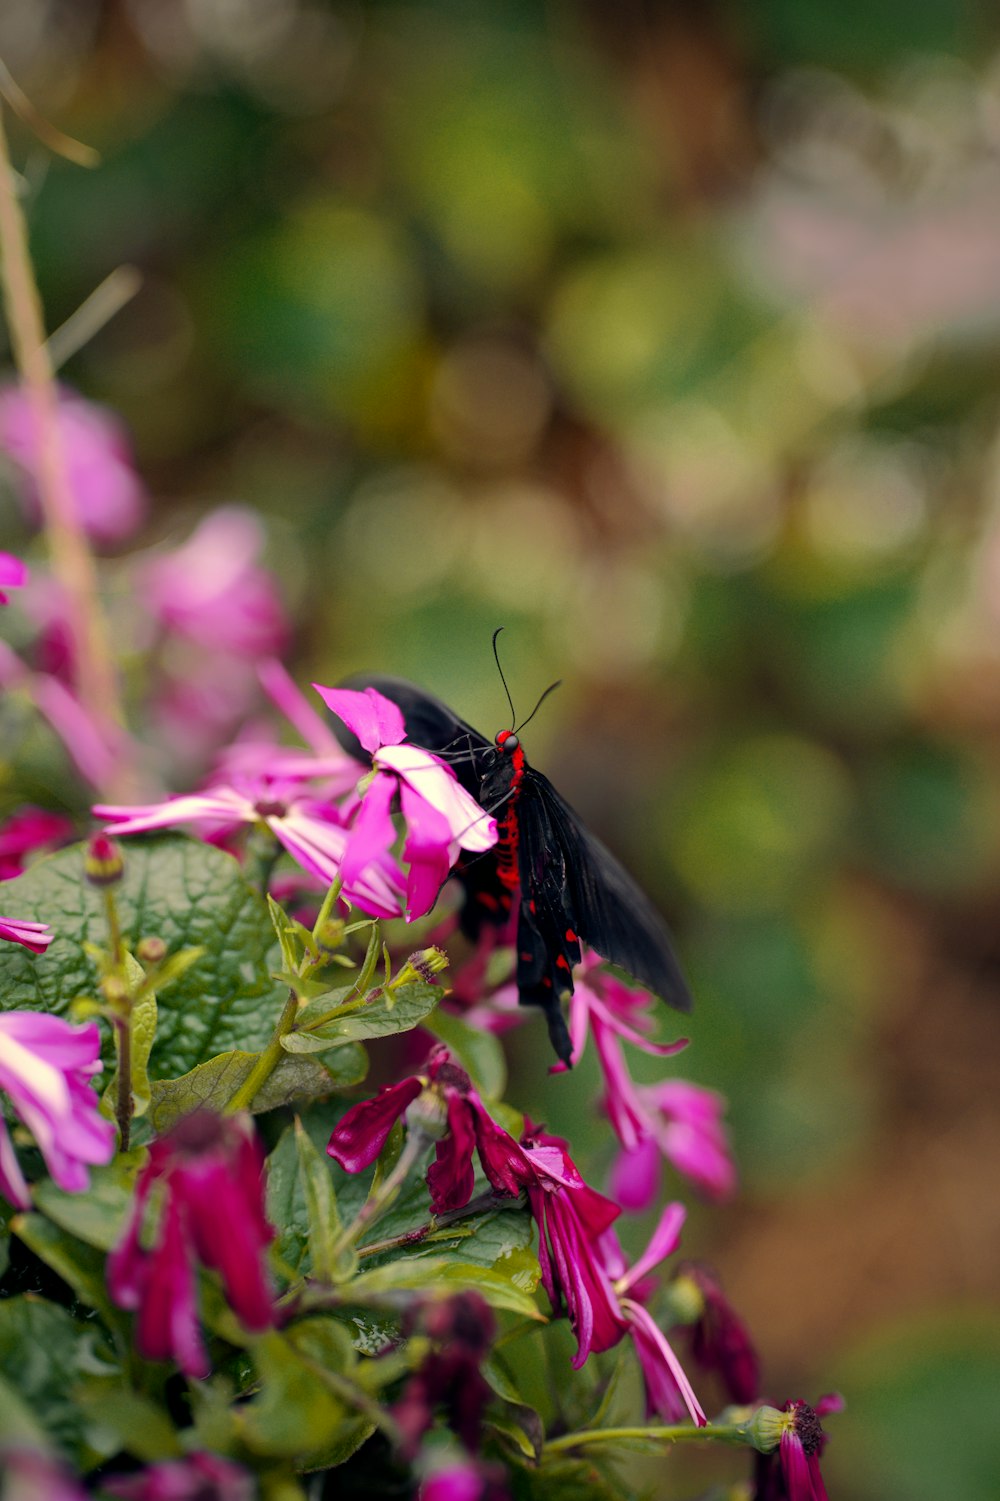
2, 2, 1000, 1496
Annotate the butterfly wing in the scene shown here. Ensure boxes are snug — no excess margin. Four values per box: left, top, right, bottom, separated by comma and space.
522, 769, 692, 1015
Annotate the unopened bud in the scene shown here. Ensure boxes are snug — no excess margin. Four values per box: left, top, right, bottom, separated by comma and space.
85, 833, 124, 887
746, 1404, 790, 1455
315, 917, 346, 954
405, 1080, 450, 1141
100, 973, 129, 1008
666, 1271, 706, 1326
136, 936, 167, 965
392, 947, 449, 989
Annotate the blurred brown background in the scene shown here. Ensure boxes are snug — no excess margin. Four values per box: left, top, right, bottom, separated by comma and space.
2, 2, 999, 1495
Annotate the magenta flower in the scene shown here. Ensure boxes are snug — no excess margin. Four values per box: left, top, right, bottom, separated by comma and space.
328, 1047, 531, 1214
0, 385, 147, 544
314, 684, 497, 919
0, 1446, 88, 1500
0, 807, 75, 879
674, 1261, 760, 1404
94, 764, 403, 919
101, 1452, 254, 1500
107, 1111, 275, 1379
419, 1461, 509, 1501
0, 551, 27, 604
610, 1079, 736, 1209
519, 1124, 626, 1367
394, 1292, 496, 1458
596, 1202, 707, 1426
0, 1013, 115, 1209
0, 914, 54, 954
140, 507, 286, 656
752, 1395, 843, 1501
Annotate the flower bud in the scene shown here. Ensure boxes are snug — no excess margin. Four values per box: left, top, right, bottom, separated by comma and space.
315, 916, 346, 954
665, 1270, 706, 1326
405, 1080, 450, 1141
136, 935, 167, 965
85, 833, 124, 886
100, 973, 130, 1008
746, 1404, 789, 1454
392, 947, 449, 989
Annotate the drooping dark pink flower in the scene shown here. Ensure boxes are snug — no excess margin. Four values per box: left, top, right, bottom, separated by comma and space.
751, 1395, 843, 1501
314, 684, 497, 920
0, 807, 75, 879
100, 1451, 254, 1500
394, 1292, 496, 1458
327, 1046, 531, 1214
107, 1111, 275, 1379
0, 385, 148, 544
0, 1013, 115, 1208
674, 1261, 760, 1404
610, 1078, 736, 1209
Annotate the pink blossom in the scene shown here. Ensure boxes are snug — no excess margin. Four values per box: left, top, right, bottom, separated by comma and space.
0, 914, 54, 954
752, 1395, 844, 1501
395, 1292, 495, 1458
327, 1047, 531, 1213
107, 1111, 275, 1379
0, 638, 123, 790
0, 1013, 115, 1209
0, 807, 75, 879
419, 1461, 509, 1501
675, 1261, 760, 1405
315, 684, 497, 920
141, 507, 286, 656
0, 1446, 88, 1500
101, 1451, 254, 1500
0, 385, 147, 544
610, 1079, 736, 1208
0, 551, 27, 604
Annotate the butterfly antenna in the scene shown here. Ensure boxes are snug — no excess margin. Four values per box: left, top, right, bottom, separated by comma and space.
492, 625, 517, 731
515, 678, 562, 735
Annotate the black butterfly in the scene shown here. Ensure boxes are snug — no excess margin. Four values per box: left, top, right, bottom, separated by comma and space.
335, 639, 692, 1063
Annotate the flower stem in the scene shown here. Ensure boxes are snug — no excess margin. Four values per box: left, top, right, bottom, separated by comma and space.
113, 1012, 132, 1151
224, 989, 299, 1114
544, 1420, 751, 1457
331, 1128, 430, 1259
0, 109, 129, 797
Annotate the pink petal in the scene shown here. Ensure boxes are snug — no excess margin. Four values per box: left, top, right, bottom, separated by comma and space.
0, 915, 54, 953
313, 684, 406, 754
617, 1201, 686, 1292
0, 550, 27, 603
258, 658, 341, 756
623, 1298, 706, 1427
0, 1116, 30, 1208
377, 745, 496, 852
327, 1075, 423, 1172
426, 1092, 477, 1213
609, 1136, 662, 1213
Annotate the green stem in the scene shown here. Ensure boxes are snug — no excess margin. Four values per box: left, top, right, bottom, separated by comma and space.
102, 885, 124, 968
310, 877, 344, 942
331, 1128, 430, 1260
113, 1013, 132, 1151
224, 989, 299, 1114
544, 1421, 750, 1457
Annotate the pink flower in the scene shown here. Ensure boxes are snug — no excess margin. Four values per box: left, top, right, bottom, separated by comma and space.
0, 807, 75, 879
394, 1292, 495, 1458
0, 914, 54, 954
752, 1395, 843, 1501
0, 1446, 88, 1500
419, 1459, 509, 1501
674, 1262, 760, 1405
107, 1111, 275, 1379
610, 1080, 736, 1208
0, 385, 147, 544
0, 551, 27, 604
327, 1047, 530, 1214
0, 1013, 115, 1209
315, 684, 497, 919
101, 1452, 254, 1500
519, 1124, 626, 1367
140, 507, 286, 656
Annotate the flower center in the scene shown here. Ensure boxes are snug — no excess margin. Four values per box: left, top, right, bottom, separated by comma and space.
254, 797, 287, 819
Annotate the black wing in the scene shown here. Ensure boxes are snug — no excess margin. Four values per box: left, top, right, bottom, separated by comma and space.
522, 768, 692, 1015
331, 674, 493, 798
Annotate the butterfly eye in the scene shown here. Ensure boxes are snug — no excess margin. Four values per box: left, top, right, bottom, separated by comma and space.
503, 734, 519, 753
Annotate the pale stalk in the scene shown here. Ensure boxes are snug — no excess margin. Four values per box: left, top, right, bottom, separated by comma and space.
0, 109, 129, 796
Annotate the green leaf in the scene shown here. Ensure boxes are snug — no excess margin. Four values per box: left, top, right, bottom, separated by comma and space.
0, 1372, 48, 1445
102, 952, 157, 1121
238, 1328, 349, 1459
12, 1211, 122, 1328
266, 1124, 310, 1279
422, 1005, 507, 1097
0, 836, 287, 1079
0, 1297, 117, 1462
294, 1116, 355, 1283
303, 979, 443, 1045
73, 1380, 182, 1463
33, 1162, 136, 1251
148, 1041, 367, 1132
349, 1254, 541, 1319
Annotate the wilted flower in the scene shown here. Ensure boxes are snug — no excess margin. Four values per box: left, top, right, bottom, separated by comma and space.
107, 1111, 275, 1379
394, 1292, 496, 1458
0, 385, 147, 544
101, 1452, 254, 1500
140, 506, 286, 656
0, 551, 27, 604
750, 1395, 843, 1501
327, 1046, 530, 1213
0, 807, 74, 879
314, 683, 497, 919
672, 1262, 760, 1404
0, 1013, 115, 1208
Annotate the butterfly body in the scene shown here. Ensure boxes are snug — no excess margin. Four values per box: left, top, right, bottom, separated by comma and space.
335, 675, 691, 1062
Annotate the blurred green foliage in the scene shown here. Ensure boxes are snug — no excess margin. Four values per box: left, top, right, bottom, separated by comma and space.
2, 1, 1000, 1495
